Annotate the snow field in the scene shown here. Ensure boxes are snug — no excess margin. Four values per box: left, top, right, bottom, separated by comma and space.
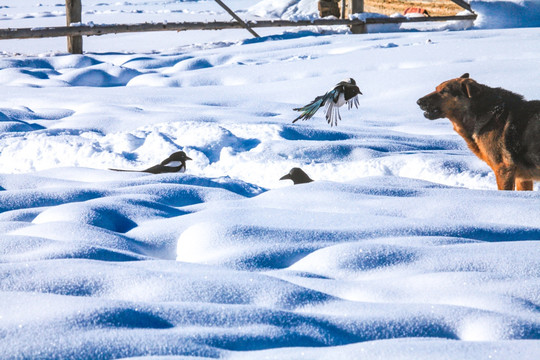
0, 1, 539, 359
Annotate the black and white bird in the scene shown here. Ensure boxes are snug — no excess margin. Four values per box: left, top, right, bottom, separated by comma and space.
110, 151, 192, 174
280, 167, 313, 185
293, 78, 362, 127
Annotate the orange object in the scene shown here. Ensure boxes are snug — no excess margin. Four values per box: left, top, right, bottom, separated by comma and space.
404, 7, 430, 17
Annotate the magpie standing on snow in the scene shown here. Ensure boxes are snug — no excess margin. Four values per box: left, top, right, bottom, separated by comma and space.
110, 151, 192, 174
293, 78, 362, 127
280, 167, 313, 185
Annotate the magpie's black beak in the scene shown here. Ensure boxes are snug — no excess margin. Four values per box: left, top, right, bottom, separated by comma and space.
184, 156, 192, 161
280, 174, 291, 181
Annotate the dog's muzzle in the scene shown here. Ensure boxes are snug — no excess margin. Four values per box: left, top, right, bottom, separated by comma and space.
417, 97, 443, 120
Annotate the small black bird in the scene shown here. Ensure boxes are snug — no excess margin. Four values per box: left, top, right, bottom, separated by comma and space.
110, 151, 192, 174
293, 78, 362, 127
280, 167, 313, 185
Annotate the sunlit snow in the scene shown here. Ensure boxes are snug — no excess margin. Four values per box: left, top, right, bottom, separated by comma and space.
0, 1, 539, 359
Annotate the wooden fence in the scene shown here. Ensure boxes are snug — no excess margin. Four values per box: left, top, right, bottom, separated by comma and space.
0, 0, 476, 54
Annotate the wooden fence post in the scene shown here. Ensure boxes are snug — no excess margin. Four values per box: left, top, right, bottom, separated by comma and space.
348, 0, 366, 34
65, 0, 82, 54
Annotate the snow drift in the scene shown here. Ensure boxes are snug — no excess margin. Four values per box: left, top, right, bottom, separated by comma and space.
0, 1, 539, 359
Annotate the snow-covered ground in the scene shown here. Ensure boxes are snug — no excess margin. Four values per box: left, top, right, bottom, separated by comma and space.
0, 1, 539, 359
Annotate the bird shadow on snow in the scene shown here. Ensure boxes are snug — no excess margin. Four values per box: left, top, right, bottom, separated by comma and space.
280, 125, 354, 141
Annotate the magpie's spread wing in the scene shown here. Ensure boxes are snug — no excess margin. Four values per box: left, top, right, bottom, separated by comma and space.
324, 100, 341, 127
292, 90, 336, 123
348, 95, 360, 110
324, 87, 345, 127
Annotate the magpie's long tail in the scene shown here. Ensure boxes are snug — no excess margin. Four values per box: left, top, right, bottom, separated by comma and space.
292, 95, 326, 123
109, 168, 141, 172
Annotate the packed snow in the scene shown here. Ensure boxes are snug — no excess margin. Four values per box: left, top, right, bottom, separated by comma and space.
0, 0, 539, 359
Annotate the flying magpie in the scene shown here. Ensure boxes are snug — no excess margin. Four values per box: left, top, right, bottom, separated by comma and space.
293, 78, 362, 127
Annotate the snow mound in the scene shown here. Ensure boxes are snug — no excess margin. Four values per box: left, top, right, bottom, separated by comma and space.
248, 0, 319, 20
472, 0, 540, 29
1, 1, 540, 359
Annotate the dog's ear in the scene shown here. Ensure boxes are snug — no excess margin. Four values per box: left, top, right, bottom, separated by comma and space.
460, 73, 470, 79
461, 79, 481, 98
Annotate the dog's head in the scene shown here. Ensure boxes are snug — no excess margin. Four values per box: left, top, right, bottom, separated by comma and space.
417, 73, 481, 120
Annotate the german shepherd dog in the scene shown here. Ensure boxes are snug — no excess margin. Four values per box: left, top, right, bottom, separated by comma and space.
417, 73, 540, 190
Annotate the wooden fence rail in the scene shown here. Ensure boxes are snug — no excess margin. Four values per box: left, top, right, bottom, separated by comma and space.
0, 0, 477, 54
0, 15, 477, 40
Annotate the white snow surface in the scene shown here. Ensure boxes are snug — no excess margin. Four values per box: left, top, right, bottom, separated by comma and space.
0, 1, 539, 359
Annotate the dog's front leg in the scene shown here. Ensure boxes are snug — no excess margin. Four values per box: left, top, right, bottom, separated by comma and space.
516, 178, 534, 191
494, 166, 516, 190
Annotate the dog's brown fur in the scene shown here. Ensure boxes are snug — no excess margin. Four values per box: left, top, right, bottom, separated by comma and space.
417, 73, 540, 190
